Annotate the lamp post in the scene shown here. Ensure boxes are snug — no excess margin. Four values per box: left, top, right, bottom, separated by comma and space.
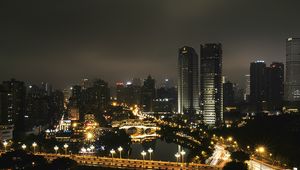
81, 147, 87, 154
3, 141, 8, 152
180, 150, 186, 164
256, 146, 265, 170
32, 142, 37, 153
118, 146, 123, 159
90, 145, 95, 153
110, 149, 116, 165
175, 153, 180, 164
54, 145, 59, 154
141, 151, 147, 168
63, 144, 69, 155
148, 148, 153, 160
22, 144, 27, 150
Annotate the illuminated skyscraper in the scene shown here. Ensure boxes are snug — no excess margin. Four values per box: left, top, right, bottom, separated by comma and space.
178, 46, 200, 116
200, 43, 223, 126
285, 38, 300, 101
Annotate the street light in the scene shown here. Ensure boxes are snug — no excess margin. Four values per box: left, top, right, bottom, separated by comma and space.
148, 148, 153, 160
175, 153, 180, 163
3, 141, 8, 152
63, 144, 69, 155
180, 150, 186, 163
81, 147, 87, 154
22, 144, 27, 150
118, 146, 123, 159
90, 145, 95, 152
141, 151, 147, 160
54, 145, 59, 154
32, 142, 37, 153
110, 149, 116, 158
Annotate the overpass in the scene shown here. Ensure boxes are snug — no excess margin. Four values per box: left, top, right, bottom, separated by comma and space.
37, 153, 221, 170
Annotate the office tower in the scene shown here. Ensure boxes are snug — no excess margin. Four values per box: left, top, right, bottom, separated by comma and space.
265, 62, 284, 110
2, 79, 26, 140
285, 38, 300, 101
244, 75, 250, 101
223, 81, 234, 107
81, 78, 91, 90
116, 82, 125, 104
141, 75, 155, 112
91, 79, 110, 111
0, 85, 8, 124
200, 43, 223, 126
178, 46, 200, 116
250, 60, 266, 111
49, 90, 65, 123
26, 85, 49, 127
69, 85, 82, 107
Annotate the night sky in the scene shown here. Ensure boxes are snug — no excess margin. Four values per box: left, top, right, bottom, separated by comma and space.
1, 0, 300, 89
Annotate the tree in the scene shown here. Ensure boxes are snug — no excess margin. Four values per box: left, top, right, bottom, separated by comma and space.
50, 157, 78, 170
223, 161, 248, 170
231, 151, 250, 162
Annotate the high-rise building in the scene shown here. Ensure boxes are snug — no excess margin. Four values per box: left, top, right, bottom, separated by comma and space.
244, 75, 250, 101
250, 60, 267, 111
265, 62, 284, 110
141, 75, 155, 112
200, 43, 223, 126
223, 81, 234, 107
285, 38, 300, 101
1, 79, 26, 140
178, 46, 200, 117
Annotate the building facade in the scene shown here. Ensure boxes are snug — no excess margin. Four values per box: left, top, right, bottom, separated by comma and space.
200, 44, 223, 126
285, 38, 300, 101
178, 46, 200, 117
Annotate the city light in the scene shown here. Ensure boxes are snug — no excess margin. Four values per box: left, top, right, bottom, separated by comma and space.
148, 148, 153, 160
32, 142, 37, 153
141, 151, 147, 160
21, 144, 27, 150
54, 145, 59, 154
3, 141, 8, 152
118, 146, 123, 158
110, 149, 116, 158
63, 144, 69, 154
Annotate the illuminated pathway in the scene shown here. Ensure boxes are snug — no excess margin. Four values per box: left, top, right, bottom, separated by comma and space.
36, 153, 222, 170
248, 158, 283, 170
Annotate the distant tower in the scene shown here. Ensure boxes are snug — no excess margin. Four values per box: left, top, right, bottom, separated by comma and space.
250, 60, 266, 111
200, 43, 223, 126
244, 75, 250, 101
177, 46, 200, 117
285, 38, 300, 101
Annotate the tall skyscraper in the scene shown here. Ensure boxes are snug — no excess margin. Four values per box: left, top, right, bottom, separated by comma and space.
285, 38, 300, 101
223, 81, 234, 107
265, 62, 284, 110
141, 75, 155, 112
178, 46, 200, 117
250, 60, 266, 111
200, 43, 223, 126
244, 75, 250, 101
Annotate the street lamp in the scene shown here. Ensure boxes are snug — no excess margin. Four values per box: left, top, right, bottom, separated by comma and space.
175, 153, 180, 163
148, 148, 153, 160
32, 142, 37, 153
110, 149, 116, 158
90, 145, 95, 152
54, 145, 59, 154
118, 146, 123, 159
180, 150, 186, 163
22, 144, 27, 150
81, 147, 87, 154
141, 151, 147, 160
63, 144, 69, 155
3, 141, 8, 152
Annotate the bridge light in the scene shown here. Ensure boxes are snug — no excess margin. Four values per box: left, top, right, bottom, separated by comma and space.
148, 148, 153, 160
54, 145, 59, 154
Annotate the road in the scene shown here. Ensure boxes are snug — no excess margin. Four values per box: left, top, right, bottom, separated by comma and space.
36, 153, 222, 170
247, 158, 284, 170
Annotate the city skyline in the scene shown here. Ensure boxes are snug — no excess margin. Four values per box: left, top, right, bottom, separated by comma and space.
1, 0, 300, 88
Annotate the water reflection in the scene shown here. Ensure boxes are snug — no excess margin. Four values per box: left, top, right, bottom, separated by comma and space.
129, 139, 190, 162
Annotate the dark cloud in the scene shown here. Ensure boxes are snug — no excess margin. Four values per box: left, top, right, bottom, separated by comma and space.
1, 0, 300, 88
